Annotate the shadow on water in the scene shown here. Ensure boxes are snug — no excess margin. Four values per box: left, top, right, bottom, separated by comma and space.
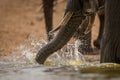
0, 34, 120, 80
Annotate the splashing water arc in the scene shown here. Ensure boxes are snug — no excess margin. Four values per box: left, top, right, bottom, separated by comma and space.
17, 34, 86, 66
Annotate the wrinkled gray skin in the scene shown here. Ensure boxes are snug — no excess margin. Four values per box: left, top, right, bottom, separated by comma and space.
43, 0, 104, 53
101, 0, 120, 63
36, 0, 98, 64
48, 0, 105, 54
40, 0, 120, 64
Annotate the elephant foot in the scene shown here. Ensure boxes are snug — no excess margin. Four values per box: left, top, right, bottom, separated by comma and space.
78, 46, 93, 54
77, 39, 100, 55
78, 39, 93, 54
78, 46, 100, 55
93, 40, 100, 49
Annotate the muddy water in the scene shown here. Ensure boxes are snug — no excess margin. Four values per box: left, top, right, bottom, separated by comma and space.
0, 39, 120, 80
0, 52, 120, 80
0, 59, 120, 80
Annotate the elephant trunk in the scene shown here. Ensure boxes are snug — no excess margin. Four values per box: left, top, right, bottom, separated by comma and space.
36, 11, 85, 64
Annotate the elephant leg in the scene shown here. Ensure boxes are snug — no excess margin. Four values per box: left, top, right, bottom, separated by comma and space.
74, 17, 93, 54
43, 0, 54, 41
78, 32, 93, 54
101, 0, 120, 63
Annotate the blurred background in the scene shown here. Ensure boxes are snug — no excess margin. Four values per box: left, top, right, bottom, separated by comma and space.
0, 0, 99, 56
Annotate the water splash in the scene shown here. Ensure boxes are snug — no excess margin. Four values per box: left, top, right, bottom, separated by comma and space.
11, 33, 86, 66
18, 37, 47, 64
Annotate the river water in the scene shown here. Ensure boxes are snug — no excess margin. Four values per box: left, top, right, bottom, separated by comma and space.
0, 59, 120, 80
0, 38, 120, 80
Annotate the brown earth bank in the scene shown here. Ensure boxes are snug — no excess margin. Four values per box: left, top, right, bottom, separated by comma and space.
0, 0, 99, 56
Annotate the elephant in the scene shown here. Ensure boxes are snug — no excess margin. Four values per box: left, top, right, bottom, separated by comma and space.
49, 0, 105, 54
101, 0, 120, 63
73, 17, 93, 54
42, 0, 104, 54
42, 0, 54, 41
37, 0, 120, 64
36, 0, 99, 64
73, 0, 105, 52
